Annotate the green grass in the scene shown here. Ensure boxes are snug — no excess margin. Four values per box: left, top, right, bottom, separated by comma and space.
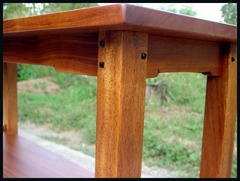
18, 65, 97, 143
143, 110, 203, 177
146, 73, 207, 113
17, 64, 58, 80
17, 64, 237, 178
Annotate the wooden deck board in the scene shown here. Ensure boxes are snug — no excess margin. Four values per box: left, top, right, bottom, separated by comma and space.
3, 133, 94, 178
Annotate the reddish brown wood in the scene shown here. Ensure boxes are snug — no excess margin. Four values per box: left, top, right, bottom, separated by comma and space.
3, 33, 98, 76
124, 4, 236, 42
2, 4, 237, 178
200, 43, 237, 178
3, 4, 236, 42
3, 133, 94, 178
3, 34, 223, 77
3, 4, 124, 37
96, 31, 147, 178
147, 35, 223, 77
3, 124, 7, 132
3, 63, 18, 134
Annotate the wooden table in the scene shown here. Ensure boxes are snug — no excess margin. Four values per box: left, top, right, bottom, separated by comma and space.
3, 4, 237, 178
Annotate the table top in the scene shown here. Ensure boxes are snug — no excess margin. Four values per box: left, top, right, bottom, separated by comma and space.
3, 4, 237, 42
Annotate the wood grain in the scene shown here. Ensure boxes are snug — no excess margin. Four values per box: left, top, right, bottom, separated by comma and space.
3, 33, 98, 76
124, 4, 236, 42
4, 33, 222, 77
3, 4, 236, 42
200, 43, 237, 178
3, 133, 94, 178
3, 63, 18, 134
147, 35, 223, 77
95, 31, 148, 178
3, 124, 7, 132
3, 4, 124, 37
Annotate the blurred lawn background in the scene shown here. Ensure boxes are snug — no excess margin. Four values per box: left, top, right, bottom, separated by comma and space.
16, 64, 237, 178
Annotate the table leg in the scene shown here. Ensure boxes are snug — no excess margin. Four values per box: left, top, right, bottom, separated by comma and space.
95, 31, 148, 178
200, 43, 237, 178
3, 62, 18, 134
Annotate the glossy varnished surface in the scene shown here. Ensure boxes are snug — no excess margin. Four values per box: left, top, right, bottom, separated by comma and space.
3, 33, 98, 76
3, 4, 236, 78
96, 31, 147, 177
147, 35, 223, 77
3, 4, 236, 42
3, 33, 223, 77
3, 133, 94, 178
3, 4, 124, 37
2, 3, 237, 179
200, 43, 237, 178
3, 63, 18, 133
123, 4, 236, 42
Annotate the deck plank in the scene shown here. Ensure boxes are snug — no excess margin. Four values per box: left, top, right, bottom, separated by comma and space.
3, 133, 94, 178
